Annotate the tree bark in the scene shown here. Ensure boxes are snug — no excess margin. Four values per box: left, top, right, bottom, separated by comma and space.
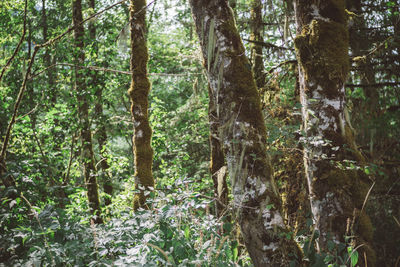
128, 0, 155, 210
189, 1, 302, 266
208, 85, 229, 218
293, 0, 375, 264
42, 0, 56, 104
250, 0, 265, 89
88, 0, 113, 206
72, 0, 102, 223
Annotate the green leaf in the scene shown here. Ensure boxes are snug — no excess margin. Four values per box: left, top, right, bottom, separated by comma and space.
351, 250, 359, 267
184, 225, 190, 239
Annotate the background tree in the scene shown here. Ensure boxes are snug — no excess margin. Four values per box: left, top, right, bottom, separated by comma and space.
88, 0, 113, 206
128, 0, 154, 210
72, 0, 102, 223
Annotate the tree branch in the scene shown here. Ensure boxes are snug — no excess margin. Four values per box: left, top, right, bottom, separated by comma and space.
243, 38, 292, 50
346, 82, 400, 88
0, 0, 28, 83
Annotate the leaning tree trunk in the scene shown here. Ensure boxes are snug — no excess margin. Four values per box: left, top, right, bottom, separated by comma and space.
88, 0, 113, 206
128, 0, 154, 210
72, 0, 102, 223
293, 0, 375, 265
189, 1, 302, 266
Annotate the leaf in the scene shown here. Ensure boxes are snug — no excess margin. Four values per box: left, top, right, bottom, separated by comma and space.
184, 225, 190, 239
351, 250, 359, 267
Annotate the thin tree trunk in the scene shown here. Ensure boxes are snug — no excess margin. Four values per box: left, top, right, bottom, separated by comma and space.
72, 0, 102, 223
128, 0, 154, 210
89, 0, 113, 206
347, 0, 378, 154
293, 0, 375, 264
250, 0, 265, 89
189, 1, 302, 266
42, 0, 56, 104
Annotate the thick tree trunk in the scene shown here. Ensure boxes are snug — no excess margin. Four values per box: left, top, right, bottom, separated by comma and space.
88, 0, 113, 206
250, 0, 265, 89
208, 85, 229, 217
293, 0, 375, 264
72, 0, 102, 223
189, 1, 302, 266
128, 0, 154, 210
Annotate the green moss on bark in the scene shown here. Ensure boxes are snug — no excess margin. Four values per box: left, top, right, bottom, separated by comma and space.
129, 0, 154, 211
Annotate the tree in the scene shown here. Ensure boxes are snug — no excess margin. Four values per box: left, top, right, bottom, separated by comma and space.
189, 1, 302, 265
293, 0, 375, 264
88, 0, 113, 206
250, 0, 265, 89
72, 0, 102, 223
128, 0, 155, 210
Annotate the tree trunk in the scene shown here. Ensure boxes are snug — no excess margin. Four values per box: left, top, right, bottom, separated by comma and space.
293, 0, 375, 264
250, 0, 265, 89
88, 0, 113, 206
347, 0, 378, 154
72, 0, 102, 223
42, 0, 56, 104
128, 0, 154, 210
189, 1, 302, 266
208, 85, 229, 218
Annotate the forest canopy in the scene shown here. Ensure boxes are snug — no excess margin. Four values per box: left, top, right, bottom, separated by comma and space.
0, 0, 399, 266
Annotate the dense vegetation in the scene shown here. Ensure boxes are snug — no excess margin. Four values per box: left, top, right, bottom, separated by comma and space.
0, 0, 399, 266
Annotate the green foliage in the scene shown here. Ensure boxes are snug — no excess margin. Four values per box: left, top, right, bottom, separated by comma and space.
1, 185, 248, 266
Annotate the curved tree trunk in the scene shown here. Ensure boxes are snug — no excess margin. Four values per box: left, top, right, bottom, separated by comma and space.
128, 0, 154, 210
293, 0, 375, 264
72, 0, 102, 223
189, 1, 302, 266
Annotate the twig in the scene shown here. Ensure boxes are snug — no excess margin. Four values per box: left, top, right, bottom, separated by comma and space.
0, 0, 28, 83
352, 36, 393, 63
146, 242, 173, 265
267, 60, 297, 74
360, 181, 375, 215
393, 216, 400, 228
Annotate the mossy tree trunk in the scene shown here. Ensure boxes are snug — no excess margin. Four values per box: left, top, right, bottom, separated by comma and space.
72, 0, 102, 223
250, 0, 265, 89
128, 0, 154, 210
294, 0, 375, 264
88, 0, 113, 206
208, 85, 229, 217
189, 1, 302, 266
